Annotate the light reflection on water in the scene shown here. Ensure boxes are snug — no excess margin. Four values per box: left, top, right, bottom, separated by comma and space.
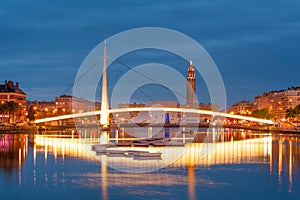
0, 128, 299, 200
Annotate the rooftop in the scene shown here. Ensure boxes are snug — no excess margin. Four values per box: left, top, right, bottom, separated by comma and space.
0, 80, 26, 95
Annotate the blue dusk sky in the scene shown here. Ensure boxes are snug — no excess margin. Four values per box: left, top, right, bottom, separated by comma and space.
0, 0, 299, 107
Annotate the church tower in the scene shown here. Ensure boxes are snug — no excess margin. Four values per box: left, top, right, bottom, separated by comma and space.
187, 60, 196, 104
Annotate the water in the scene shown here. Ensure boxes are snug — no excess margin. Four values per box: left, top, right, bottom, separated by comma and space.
0, 128, 299, 200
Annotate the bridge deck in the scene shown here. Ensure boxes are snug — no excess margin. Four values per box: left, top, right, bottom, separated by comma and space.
34, 107, 275, 125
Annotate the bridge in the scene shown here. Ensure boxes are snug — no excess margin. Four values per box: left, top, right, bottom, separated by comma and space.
34, 107, 275, 125
34, 40, 276, 126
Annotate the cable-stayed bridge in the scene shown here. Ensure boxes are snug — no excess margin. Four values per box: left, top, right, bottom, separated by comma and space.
34, 41, 275, 126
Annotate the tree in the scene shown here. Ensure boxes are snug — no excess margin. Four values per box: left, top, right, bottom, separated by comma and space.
6, 101, 19, 123
251, 108, 273, 119
286, 105, 300, 124
27, 105, 36, 121
0, 103, 5, 114
0, 101, 20, 123
286, 108, 295, 119
0, 103, 6, 122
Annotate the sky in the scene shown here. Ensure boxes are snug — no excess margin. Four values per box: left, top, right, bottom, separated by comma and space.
0, 0, 299, 107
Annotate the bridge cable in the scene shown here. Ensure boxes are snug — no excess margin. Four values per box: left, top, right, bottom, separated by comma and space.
108, 58, 155, 103
60, 56, 104, 95
109, 57, 187, 101
60, 54, 188, 103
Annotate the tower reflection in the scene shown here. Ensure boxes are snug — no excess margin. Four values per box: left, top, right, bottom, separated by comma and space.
187, 165, 196, 200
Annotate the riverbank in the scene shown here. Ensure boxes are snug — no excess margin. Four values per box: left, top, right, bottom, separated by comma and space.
0, 125, 71, 133
1, 124, 299, 134
0, 125, 37, 133
224, 125, 300, 134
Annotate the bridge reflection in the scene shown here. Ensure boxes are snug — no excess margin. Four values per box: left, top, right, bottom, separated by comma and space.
32, 129, 274, 167
0, 129, 299, 195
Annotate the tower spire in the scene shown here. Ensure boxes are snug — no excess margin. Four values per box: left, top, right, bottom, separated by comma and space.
187, 60, 196, 104
100, 39, 109, 126
188, 60, 194, 71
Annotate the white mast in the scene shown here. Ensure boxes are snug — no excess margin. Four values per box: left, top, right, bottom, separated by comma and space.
100, 39, 109, 126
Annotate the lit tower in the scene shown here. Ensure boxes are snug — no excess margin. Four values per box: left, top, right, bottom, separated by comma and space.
100, 40, 109, 126
187, 60, 196, 104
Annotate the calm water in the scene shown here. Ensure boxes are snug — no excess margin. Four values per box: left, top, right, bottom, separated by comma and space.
0, 128, 299, 200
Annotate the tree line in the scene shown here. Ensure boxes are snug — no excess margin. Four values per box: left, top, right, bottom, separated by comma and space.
251, 108, 273, 119
251, 104, 300, 123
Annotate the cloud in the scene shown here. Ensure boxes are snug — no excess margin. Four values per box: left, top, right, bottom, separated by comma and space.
0, 0, 299, 105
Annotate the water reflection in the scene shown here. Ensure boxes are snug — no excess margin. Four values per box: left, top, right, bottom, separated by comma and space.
271, 135, 299, 193
0, 134, 27, 172
80, 128, 274, 173
187, 165, 196, 200
101, 155, 108, 200
0, 129, 299, 199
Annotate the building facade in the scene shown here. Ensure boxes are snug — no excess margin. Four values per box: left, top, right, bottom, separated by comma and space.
229, 100, 253, 115
199, 103, 219, 111
251, 87, 300, 120
117, 103, 145, 123
270, 87, 300, 119
253, 91, 276, 111
27, 100, 56, 113
55, 95, 101, 114
0, 80, 26, 123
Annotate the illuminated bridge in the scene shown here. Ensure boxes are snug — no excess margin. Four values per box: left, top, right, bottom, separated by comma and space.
34, 107, 275, 125
34, 40, 275, 126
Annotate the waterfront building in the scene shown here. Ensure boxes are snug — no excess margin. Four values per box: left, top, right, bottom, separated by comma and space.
229, 100, 253, 115
146, 101, 178, 124
251, 87, 300, 120
187, 60, 196, 104
27, 95, 101, 123
270, 87, 300, 120
27, 100, 56, 112
55, 95, 101, 113
28, 95, 101, 125
55, 95, 74, 113
116, 101, 219, 125
253, 91, 277, 111
0, 80, 26, 123
120, 101, 180, 124
199, 103, 219, 111
179, 103, 199, 124
117, 102, 145, 123
26, 100, 57, 121
179, 103, 220, 124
